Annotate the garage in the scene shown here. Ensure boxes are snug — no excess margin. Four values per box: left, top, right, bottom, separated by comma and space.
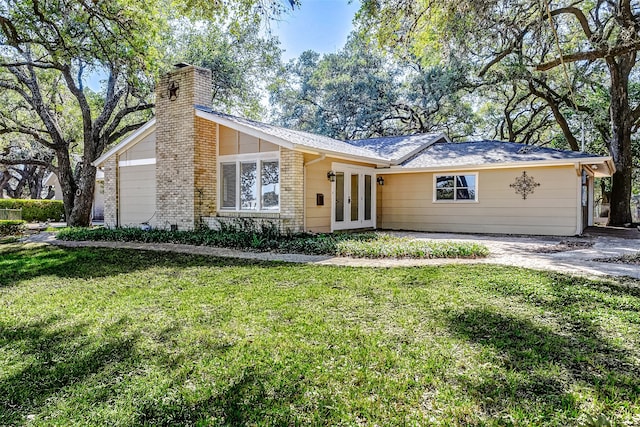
118, 163, 156, 227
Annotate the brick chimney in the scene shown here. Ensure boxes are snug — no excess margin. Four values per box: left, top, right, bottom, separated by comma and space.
155, 64, 214, 230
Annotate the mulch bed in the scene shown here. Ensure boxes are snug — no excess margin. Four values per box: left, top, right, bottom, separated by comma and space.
593, 253, 640, 265
533, 240, 594, 254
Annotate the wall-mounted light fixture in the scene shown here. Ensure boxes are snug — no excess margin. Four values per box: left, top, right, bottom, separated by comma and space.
327, 171, 336, 182
376, 176, 385, 186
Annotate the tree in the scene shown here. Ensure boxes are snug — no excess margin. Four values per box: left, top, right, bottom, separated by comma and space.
0, 0, 290, 226
270, 34, 473, 140
0, 0, 163, 225
359, 0, 640, 225
172, 19, 283, 120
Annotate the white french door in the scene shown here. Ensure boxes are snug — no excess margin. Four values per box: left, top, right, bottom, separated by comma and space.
331, 164, 376, 231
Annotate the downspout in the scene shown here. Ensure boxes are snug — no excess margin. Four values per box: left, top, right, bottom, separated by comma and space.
303, 154, 326, 231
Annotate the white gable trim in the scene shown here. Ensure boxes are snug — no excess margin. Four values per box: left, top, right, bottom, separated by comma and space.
92, 119, 156, 167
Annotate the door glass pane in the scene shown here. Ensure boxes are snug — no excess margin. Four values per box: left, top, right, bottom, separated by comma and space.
240, 162, 257, 210
351, 173, 359, 221
221, 163, 236, 208
335, 172, 344, 222
364, 175, 372, 221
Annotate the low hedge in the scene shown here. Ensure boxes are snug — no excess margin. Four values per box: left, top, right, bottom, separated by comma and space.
57, 224, 490, 259
0, 220, 26, 236
0, 199, 65, 222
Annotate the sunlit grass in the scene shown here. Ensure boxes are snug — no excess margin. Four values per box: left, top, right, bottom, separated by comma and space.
1, 243, 639, 425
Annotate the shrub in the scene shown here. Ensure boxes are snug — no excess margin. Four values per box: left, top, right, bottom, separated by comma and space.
58, 222, 489, 259
0, 199, 64, 222
0, 220, 26, 236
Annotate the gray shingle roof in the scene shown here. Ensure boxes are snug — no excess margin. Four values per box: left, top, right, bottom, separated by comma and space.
400, 140, 603, 169
196, 107, 607, 169
347, 133, 447, 163
196, 106, 388, 163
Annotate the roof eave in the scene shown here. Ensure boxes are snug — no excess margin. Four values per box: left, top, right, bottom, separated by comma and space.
378, 156, 615, 175
291, 144, 390, 167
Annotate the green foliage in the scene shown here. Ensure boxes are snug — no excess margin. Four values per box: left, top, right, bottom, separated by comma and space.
170, 18, 283, 119
0, 0, 289, 226
270, 34, 474, 140
1, 244, 639, 425
0, 220, 25, 236
0, 199, 64, 222
57, 222, 488, 259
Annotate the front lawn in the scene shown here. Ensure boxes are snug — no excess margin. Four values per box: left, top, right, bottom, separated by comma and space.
1, 243, 639, 426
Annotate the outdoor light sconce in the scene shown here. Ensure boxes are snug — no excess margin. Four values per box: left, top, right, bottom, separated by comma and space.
327, 171, 336, 182
376, 176, 385, 186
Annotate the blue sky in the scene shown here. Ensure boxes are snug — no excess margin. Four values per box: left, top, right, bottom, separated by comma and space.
273, 0, 360, 61
86, 1, 359, 90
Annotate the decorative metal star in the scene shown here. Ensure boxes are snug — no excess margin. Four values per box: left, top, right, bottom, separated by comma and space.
510, 171, 540, 200
168, 81, 179, 100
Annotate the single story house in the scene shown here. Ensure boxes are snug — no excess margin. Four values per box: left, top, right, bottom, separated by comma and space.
43, 170, 105, 221
93, 65, 614, 236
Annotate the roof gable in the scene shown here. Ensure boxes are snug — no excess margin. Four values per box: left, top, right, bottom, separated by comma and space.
196, 106, 390, 164
348, 133, 449, 164
93, 119, 156, 166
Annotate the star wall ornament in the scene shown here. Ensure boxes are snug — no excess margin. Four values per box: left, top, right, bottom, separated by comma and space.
168, 81, 179, 100
510, 171, 540, 200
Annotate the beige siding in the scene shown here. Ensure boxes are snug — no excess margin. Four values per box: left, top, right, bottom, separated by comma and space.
304, 156, 333, 233
303, 155, 378, 233
119, 164, 156, 227
259, 140, 279, 152
239, 133, 259, 153
378, 166, 580, 236
118, 133, 155, 161
219, 126, 237, 155
219, 125, 282, 156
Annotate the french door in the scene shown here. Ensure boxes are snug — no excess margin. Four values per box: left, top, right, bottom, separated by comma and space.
332, 164, 376, 230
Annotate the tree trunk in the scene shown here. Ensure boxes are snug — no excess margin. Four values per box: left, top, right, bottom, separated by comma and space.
606, 55, 634, 226
68, 164, 97, 226
53, 150, 97, 226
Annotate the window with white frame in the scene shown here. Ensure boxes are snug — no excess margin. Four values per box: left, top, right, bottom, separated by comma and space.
435, 174, 477, 201
220, 156, 280, 211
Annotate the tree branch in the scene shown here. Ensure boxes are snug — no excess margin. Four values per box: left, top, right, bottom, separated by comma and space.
550, 6, 593, 40
0, 157, 51, 168
536, 42, 640, 71
106, 121, 148, 146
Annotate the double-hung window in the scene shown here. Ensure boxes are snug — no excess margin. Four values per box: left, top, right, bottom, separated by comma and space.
220, 155, 280, 211
434, 174, 477, 202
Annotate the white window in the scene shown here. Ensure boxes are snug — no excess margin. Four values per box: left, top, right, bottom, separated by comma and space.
219, 155, 280, 211
435, 174, 477, 201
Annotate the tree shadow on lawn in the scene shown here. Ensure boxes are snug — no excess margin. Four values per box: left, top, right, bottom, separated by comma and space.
445, 306, 640, 420
134, 365, 312, 426
0, 244, 278, 287
0, 316, 139, 425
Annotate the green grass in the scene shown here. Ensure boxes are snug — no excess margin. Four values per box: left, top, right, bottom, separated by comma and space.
1, 243, 639, 426
57, 227, 489, 259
